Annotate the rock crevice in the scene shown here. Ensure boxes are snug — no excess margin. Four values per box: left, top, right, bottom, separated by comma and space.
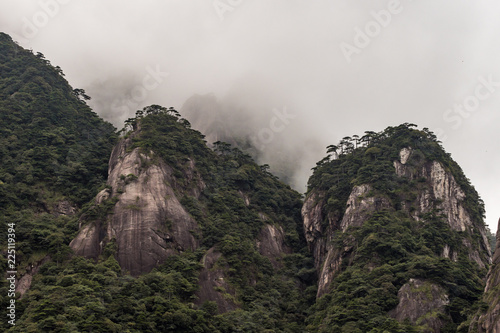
303, 184, 387, 297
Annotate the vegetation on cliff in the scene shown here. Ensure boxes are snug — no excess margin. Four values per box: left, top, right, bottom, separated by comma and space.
7, 104, 315, 332
0, 32, 494, 332
305, 123, 490, 332
0, 33, 117, 332
0, 33, 117, 209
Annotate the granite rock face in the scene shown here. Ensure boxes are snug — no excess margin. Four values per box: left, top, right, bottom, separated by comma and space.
340, 184, 391, 232
472, 218, 500, 333
389, 278, 449, 332
394, 149, 490, 268
52, 200, 78, 216
302, 191, 331, 297
70, 136, 201, 276
16, 256, 50, 297
302, 185, 390, 297
394, 159, 472, 231
195, 247, 238, 313
256, 224, 291, 269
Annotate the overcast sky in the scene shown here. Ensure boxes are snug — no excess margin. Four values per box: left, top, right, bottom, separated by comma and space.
1, 0, 499, 231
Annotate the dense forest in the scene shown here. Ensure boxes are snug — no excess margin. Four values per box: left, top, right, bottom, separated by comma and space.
0, 31, 497, 332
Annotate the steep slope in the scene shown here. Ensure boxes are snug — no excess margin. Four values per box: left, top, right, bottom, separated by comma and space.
4, 30, 496, 332
0, 33, 116, 332
70, 129, 200, 276
14, 105, 315, 332
470, 218, 500, 332
304, 124, 491, 332
0, 33, 116, 208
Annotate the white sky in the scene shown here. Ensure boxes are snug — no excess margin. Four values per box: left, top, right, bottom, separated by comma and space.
1, 0, 499, 231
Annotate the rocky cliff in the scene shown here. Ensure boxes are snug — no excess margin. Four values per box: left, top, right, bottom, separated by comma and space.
389, 278, 449, 332
471, 218, 500, 332
70, 130, 201, 275
305, 146, 490, 297
66, 106, 311, 328
393, 149, 490, 268
303, 124, 491, 332
303, 183, 392, 298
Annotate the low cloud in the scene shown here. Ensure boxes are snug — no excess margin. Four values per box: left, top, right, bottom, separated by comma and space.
1, 0, 499, 230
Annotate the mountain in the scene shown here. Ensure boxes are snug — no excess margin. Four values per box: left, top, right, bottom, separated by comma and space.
0, 34, 314, 332
1, 32, 497, 332
0, 32, 116, 332
302, 124, 491, 332
11, 104, 315, 332
69, 103, 309, 277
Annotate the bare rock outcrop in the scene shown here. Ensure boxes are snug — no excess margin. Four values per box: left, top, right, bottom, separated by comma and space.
302, 191, 329, 272
195, 247, 238, 313
69, 221, 103, 259
52, 200, 78, 216
393, 148, 491, 268
256, 224, 291, 268
70, 136, 201, 276
471, 218, 500, 333
390, 278, 449, 332
341, 184, 391, 232
394, 150, 472, 231
16, 256, 50, 297
302, 185, 389, 297
302, 191, 333, 293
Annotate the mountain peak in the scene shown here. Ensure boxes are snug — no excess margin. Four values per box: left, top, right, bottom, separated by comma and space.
304, 124, 490, 331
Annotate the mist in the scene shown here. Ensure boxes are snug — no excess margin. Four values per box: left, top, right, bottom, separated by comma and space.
1, 0, 499, 230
